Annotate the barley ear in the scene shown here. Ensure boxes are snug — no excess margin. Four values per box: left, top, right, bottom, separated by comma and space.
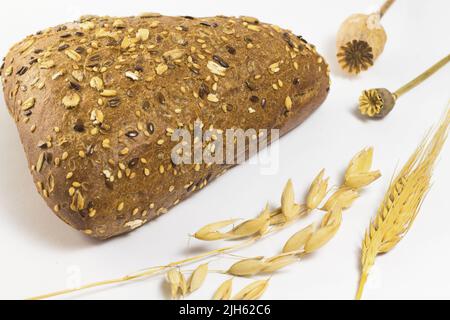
356, 109, 450, 300
356, 272, 369, 300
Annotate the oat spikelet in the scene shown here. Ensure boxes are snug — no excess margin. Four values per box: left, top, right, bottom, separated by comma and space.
227, 250, 302, 277
304, 209, 342, 253
346, 147, 374, 177
345, 171, 382, 190
321, 147, 381, 212
227, 257, 266, 276
282, 224, 314, 253
232, 279, 270, 300
268, 204, 306, 226
356, 109, 450, 300
281, 179, 296, 220
228, 207, 271, 239
213, 279, 233, 300
193, 180, 308, 244
193, 219, 239, 241
345, 147, 381, 189
322, 187, 359, 211
166, 269, 187, 299
261, 254, 299, 273
166, 269, 180, 298
306, 169, 329, 210
187, 263, 209, 293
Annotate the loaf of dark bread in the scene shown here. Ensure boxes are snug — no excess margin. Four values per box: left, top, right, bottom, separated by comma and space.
1, 14, 330, 239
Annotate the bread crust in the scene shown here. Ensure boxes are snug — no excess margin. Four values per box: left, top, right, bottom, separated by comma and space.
1, 14, 330, 239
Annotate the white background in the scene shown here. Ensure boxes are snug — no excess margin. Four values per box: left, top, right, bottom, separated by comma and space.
0, 0, 449, 300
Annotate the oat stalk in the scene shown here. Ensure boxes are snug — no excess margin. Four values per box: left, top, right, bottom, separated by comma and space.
30, 148, 379, 300
29, 238, 256, 300
356, 109, 450, 300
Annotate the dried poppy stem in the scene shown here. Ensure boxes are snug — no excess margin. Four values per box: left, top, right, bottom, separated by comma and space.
359, 54, 450, 118
394, 54, 450, 98
379, 0, 396, 18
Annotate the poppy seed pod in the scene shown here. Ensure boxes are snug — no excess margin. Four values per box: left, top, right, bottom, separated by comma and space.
336, 13, 387, 74
359, 88, 396, 118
